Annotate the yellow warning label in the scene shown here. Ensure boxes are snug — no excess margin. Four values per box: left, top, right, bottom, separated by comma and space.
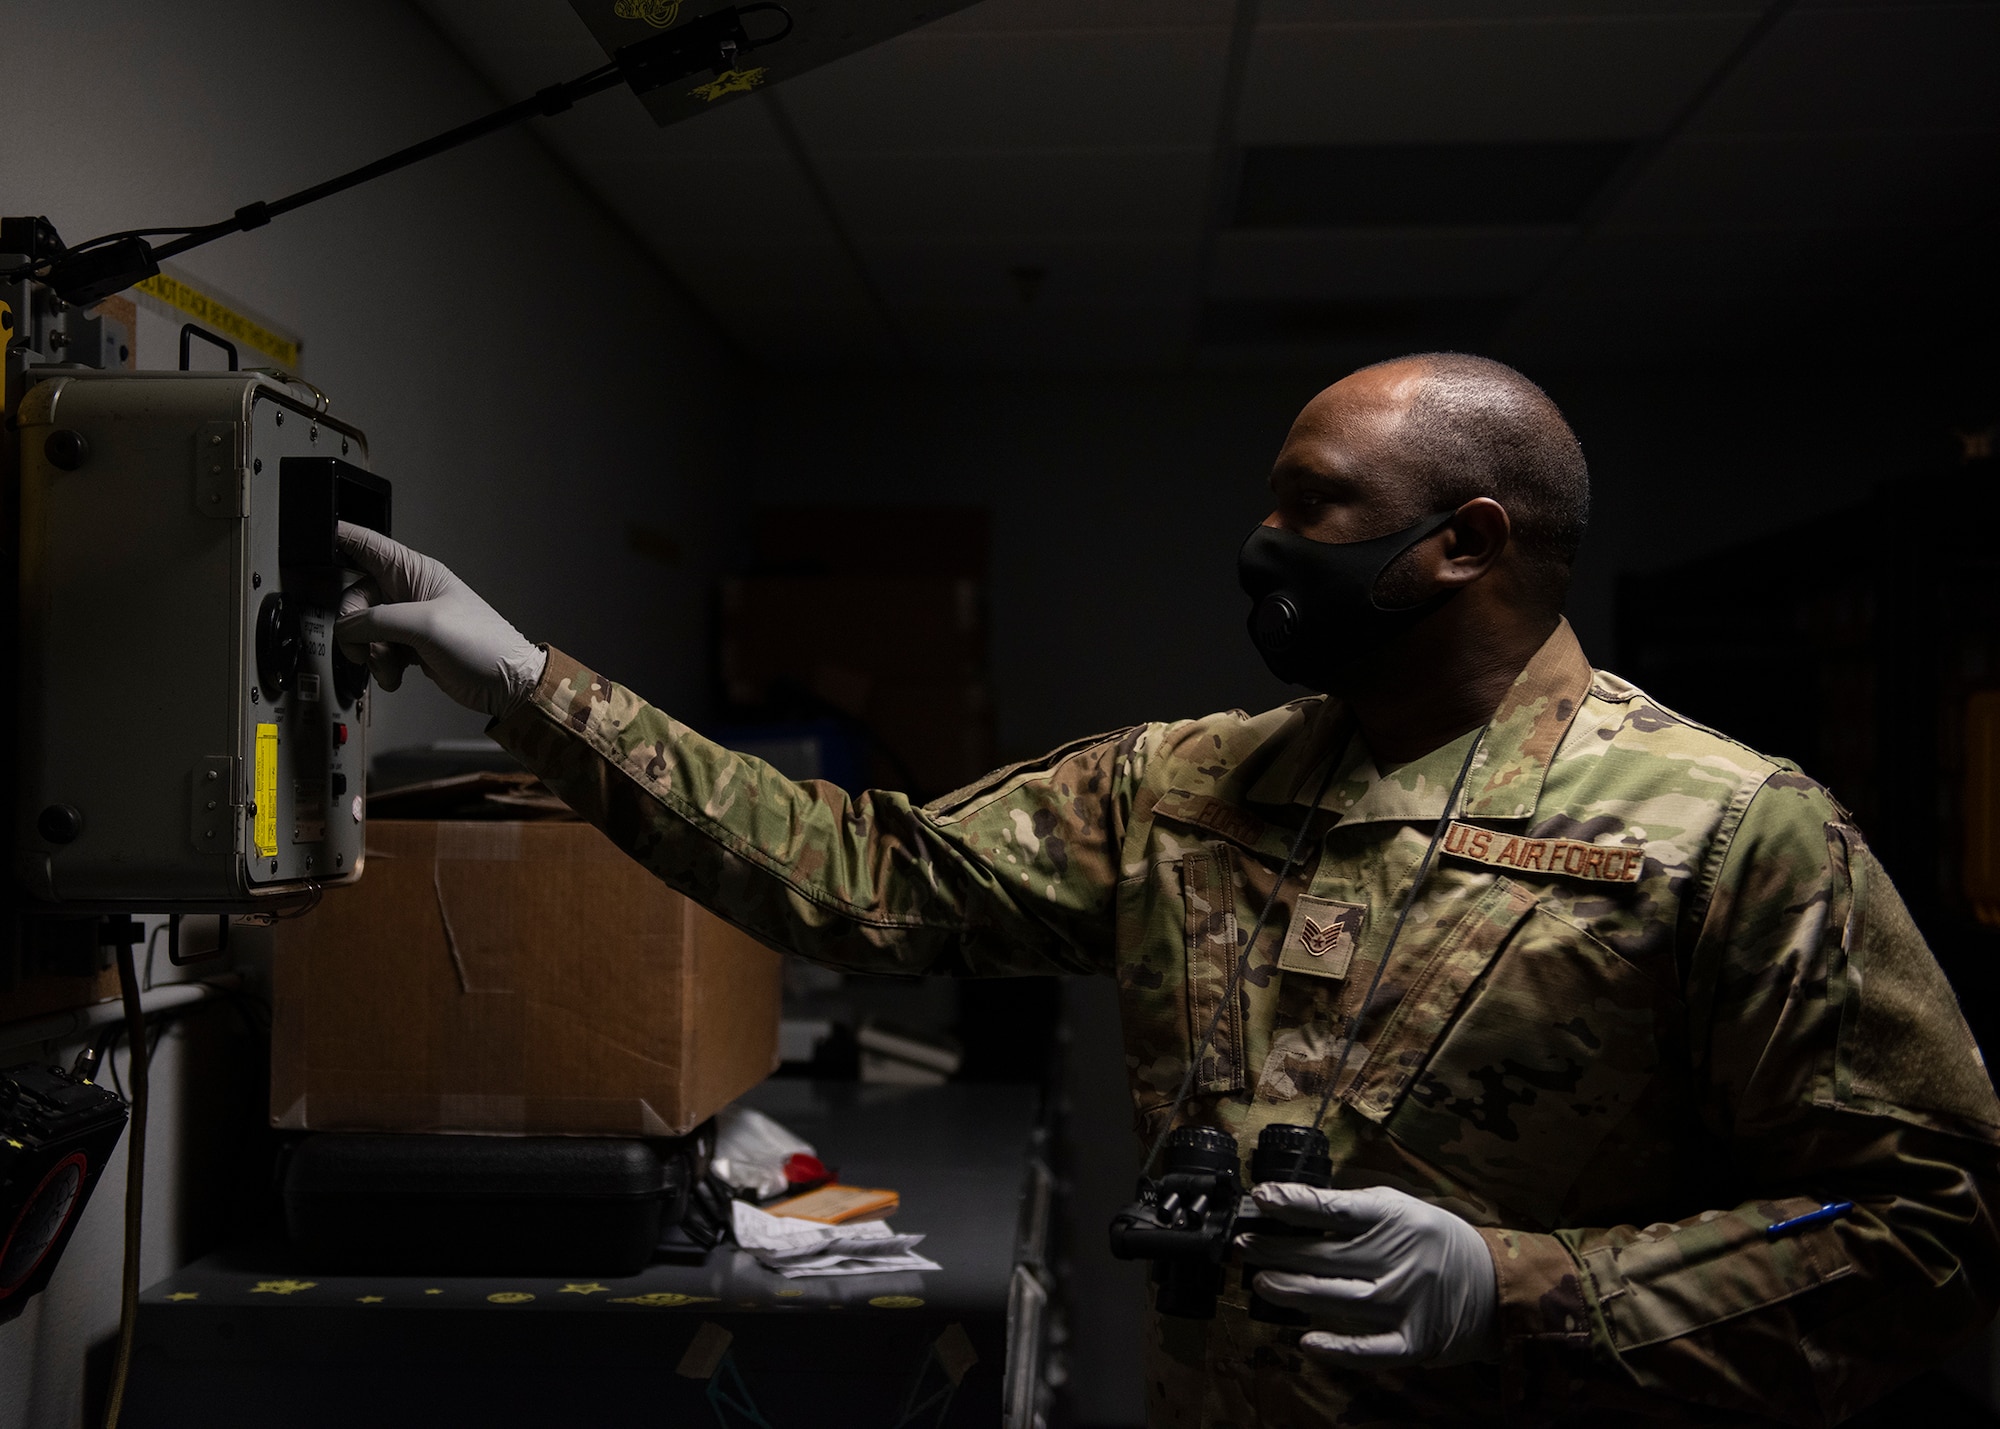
134, 272, 301, 369
254, 724, 279, 858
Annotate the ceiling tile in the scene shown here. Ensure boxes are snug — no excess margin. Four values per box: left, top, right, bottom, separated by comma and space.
1238, 13, 1761, 144
1199, 295, 1511, 348
1259, 0, 1760, 18
1211, 227, 1570, 298
923, 0, 1234, 32
664, 239, 884, 313
773, 28, 1232, 150
899, 302, 1191, 369
1233, 142, 1631, 225
817, 148, 1212, 239
1606, 130, 2000, 230
740, 311, 909, 370
1690, 5, 2000, 135
868, 237, 1202, 306
417, 0, 607, 85
1545, 226, 1931, 298
575, 153, 837, 243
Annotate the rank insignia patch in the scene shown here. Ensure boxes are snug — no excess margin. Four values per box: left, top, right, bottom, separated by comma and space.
1279, 896, 1366, 979
1439, 821, 1644, 883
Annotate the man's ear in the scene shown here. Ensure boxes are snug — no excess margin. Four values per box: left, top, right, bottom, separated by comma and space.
1434, 498, 1510, 587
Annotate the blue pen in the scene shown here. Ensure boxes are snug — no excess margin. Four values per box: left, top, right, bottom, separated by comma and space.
1766, 1201, 1855, 1239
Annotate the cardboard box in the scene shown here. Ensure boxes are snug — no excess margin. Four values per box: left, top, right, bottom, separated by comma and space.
272, 821, 781, 1136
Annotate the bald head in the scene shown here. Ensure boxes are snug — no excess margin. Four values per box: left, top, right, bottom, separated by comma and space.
1284, 354, 1590, 613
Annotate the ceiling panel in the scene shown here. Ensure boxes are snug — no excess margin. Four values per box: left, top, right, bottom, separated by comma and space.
1210, 227, 1570, 299
729, 309, 910, 370
594, 153, 843, 243
899, 302, 1192, 369
923, 0, 1235, 32
1233, 142, 1632, 225
1546, 226, 1936, 298
867, 236, 1202, 306
1608, 131, 2000, 229
1689, 4, 2000, 135
660, 239, 889, 317
1238, 13, 1761, 144
817, 149, 1212, 239
413, 0, 1996, 372
775, 27, 1232, 151
1259, 0, 1761, 18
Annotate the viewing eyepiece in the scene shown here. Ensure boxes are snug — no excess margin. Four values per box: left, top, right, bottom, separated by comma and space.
1164, 1125, 1238, 1173
1250, 1122, 1332, 1186
1242, 1123, 1334, 1325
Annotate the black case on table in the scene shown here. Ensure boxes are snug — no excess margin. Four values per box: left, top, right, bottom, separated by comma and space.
0, 1062, 129, 1324
280, 1129, 710, 1276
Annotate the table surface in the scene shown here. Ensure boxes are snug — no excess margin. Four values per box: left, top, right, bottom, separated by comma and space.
138, 1080, 1043, 1317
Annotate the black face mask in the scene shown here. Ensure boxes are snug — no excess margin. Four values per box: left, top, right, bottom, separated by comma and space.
1238, 510, 1457, 692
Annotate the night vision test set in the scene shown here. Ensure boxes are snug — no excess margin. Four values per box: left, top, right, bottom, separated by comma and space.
0, 4, 1043, 1420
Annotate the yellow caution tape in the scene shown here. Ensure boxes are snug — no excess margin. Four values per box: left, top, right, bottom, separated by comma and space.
134, 273, 300, 369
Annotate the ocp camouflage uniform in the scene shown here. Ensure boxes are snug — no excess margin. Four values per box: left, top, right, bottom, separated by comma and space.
491, 619, 2000, 1427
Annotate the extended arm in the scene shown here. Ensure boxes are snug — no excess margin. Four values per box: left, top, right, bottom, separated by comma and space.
334, 524, 1148, 978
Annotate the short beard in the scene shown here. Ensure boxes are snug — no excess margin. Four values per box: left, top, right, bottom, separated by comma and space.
1369, 544, 1433, 611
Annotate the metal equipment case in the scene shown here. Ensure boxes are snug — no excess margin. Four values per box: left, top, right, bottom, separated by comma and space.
14, 370, 382, 907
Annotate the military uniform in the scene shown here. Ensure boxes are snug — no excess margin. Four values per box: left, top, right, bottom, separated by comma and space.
491, 619, 2000, 1427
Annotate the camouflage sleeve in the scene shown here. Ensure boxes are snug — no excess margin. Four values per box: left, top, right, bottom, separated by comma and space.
1481, 774, 2000, 1425
486, 646, 1154, 977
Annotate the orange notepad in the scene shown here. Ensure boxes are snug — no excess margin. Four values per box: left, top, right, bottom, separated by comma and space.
764, 1184, 901, 1224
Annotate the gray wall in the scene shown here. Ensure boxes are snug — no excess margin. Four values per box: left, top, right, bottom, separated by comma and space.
0, 3, 744, 1423
745, 360, 1984, 760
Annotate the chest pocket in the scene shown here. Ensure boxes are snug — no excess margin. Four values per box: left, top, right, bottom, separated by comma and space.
1182, 845, 1246, 1095
1377, 899, 1662, 1227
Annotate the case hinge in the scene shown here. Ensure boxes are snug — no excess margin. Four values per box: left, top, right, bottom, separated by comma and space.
190, 756, 238, 852
194, 421, 246, 517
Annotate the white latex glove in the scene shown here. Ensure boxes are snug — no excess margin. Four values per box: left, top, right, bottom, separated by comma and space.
1238, 1182, 1499, 1368
334, 522, 547, 720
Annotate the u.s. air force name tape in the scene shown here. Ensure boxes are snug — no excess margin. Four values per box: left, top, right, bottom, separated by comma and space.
1439, 821, 1644, 883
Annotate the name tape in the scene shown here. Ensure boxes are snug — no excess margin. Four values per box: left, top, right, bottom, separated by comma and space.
1440, 821, 1643, 883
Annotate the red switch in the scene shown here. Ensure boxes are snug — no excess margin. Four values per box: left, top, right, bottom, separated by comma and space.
334, 723, 348, 746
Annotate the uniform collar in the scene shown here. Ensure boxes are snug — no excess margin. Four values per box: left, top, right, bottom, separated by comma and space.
1245, 618, 1593, 826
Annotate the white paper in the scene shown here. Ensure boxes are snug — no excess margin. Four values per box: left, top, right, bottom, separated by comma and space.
731, 1200, 941, 1279
713, 1105, 818, 1201
775, 1252, 942, 1279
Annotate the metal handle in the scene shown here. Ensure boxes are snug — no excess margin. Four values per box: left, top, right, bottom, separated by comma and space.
178, 323, 238, 371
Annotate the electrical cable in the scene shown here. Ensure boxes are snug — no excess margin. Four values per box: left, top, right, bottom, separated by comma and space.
104, 938, 149, 1429
59, 228, 200, 254
2, 2, 795, 296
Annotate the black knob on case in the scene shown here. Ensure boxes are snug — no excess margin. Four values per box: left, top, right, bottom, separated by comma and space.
44, 430, 88, 471
38, 804, 84, 844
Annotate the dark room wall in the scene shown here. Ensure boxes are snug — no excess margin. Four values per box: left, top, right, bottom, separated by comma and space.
747, 354, 1996, 1426
747, 356, 1995, 764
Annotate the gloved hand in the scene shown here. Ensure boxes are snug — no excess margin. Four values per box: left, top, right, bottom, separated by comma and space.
334, 522, 547, 721
1238, 1182, 1499, 1368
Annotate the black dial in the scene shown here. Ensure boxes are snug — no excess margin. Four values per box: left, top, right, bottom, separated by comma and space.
255, 592, 303, 700
331, 639, 369, 707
